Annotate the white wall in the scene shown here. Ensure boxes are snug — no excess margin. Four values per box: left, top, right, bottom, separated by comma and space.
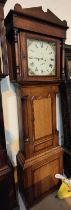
1, 76, 19, 166
56, 94, 64, 146
4, 0, 71, 44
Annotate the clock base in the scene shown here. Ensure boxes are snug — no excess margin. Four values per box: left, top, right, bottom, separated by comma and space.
17, 146, 63, 207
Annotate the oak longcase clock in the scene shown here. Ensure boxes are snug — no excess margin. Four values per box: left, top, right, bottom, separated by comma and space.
5, 4, 68, 207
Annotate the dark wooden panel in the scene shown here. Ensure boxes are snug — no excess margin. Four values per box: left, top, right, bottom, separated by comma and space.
60, 83, 71, 149
64, 149, 71, 177
0, 149, 19, 210
60, 45, 71, 150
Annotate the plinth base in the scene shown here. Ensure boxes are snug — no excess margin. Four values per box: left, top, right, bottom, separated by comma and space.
17, 146, 63, 207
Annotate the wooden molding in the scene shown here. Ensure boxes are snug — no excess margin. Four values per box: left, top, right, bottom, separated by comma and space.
14, 3, 68, 29
0, 0, 7, 5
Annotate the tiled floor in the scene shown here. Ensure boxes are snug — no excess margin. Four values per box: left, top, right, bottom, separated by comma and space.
18, 191, 71, 210
18, 192, 26, 210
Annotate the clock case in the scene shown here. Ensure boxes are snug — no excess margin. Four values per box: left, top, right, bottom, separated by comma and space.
60, 44, 71, 177
4, 4, 68, 158
5, 4, 68, 207
4, 4, 68, 83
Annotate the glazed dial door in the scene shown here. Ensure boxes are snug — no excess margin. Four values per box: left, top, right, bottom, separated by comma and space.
27, 39, 56, 76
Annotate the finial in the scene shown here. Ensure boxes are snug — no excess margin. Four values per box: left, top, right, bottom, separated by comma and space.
14, 4, 22, 12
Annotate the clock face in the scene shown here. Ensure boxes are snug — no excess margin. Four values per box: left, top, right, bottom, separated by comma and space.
27, 38, 56, 76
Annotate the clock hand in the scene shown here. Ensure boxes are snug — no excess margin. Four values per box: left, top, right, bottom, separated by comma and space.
29, 57, 44, 60
49, 52, 52, 54
40, 42, 43, 48
51, 58, 54, 61
40, 63, 45, 65
49, 64, 53, 68
35, 44, 38, 48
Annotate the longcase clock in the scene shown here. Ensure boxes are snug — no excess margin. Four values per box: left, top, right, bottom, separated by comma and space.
5, 4, 68, 207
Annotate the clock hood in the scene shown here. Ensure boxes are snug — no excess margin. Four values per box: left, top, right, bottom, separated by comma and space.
4, 3, 68, 82
5, 3, 68, 30
0, 0, 7, 5
4, 3, 69, 42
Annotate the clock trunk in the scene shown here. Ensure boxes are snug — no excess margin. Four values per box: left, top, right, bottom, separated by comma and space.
18, 84, 59, 158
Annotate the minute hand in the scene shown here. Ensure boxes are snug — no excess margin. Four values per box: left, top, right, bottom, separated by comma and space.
31, 57, 44, 60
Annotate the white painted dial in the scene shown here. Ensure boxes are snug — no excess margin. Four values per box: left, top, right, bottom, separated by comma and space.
27, 38, 56, 76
